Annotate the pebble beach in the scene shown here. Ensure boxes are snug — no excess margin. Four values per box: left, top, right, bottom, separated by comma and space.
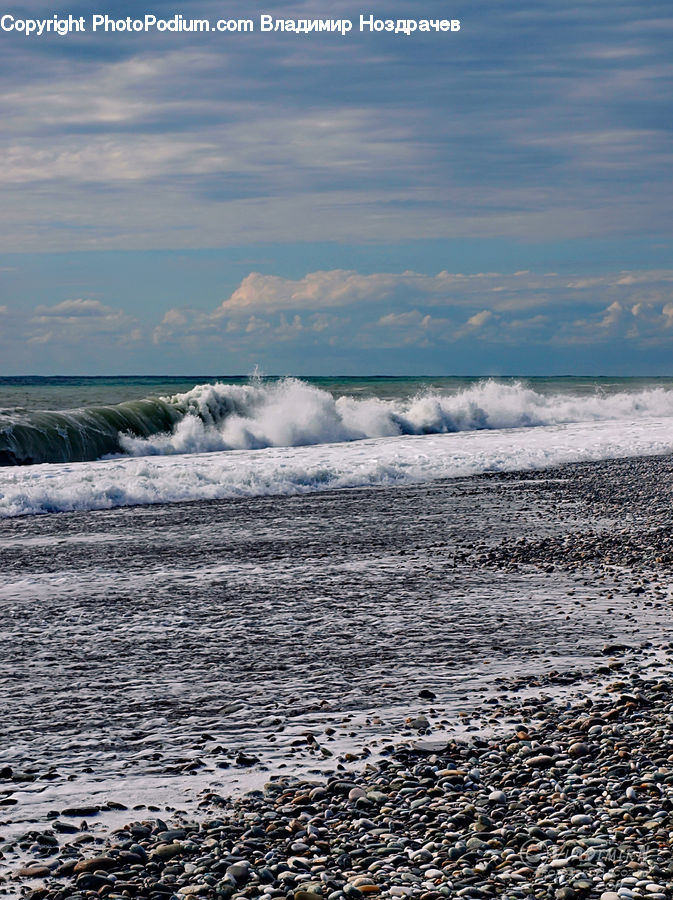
5, 453, 673, 899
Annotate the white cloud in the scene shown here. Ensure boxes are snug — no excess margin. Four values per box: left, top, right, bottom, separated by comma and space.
213, 267, 673, 316
0, 1, 670, 251
34, 299, 119, 318
28, 298, 141, 345
466, 310, 493, 328
218, 271, 400, 314
378, 311, 429, 328
599, 301, 623, 328
150, 266, 673, 350
15, 267, 673, 356
560, 297, 673, 345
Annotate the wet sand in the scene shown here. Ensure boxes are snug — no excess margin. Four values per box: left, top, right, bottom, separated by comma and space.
3, 454, 673, 894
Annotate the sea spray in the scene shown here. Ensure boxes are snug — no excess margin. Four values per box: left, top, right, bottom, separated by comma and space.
2, 415, 673, 517
120, 378, 673, 456
4, 377, 673, 466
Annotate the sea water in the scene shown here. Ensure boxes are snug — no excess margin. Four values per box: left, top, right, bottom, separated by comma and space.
1, 375, 673, 516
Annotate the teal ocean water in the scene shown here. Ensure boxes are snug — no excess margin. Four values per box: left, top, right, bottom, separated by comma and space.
3, 374, 673, 413
2, 374, 673, 467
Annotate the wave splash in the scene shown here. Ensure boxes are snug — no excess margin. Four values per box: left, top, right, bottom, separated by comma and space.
3, 377, 673, 466
120, 378, 673, 457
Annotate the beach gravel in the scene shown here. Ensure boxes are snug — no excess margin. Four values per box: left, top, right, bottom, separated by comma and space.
6, 454, 673, 899
18, 654, 673, 900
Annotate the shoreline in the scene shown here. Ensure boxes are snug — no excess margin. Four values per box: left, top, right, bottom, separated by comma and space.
3, 416, 673, 518
4, 453, 673, 897
12, 647, 673, 900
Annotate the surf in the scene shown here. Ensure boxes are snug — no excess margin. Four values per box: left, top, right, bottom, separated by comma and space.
3, 376, 673, 466
2, 415, 673, 517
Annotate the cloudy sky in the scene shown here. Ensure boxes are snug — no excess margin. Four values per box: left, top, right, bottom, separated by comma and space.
0, 0, 672, 374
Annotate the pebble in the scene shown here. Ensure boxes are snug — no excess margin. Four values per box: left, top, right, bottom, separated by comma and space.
570, 814, 593, 826
15, 581, 673, 900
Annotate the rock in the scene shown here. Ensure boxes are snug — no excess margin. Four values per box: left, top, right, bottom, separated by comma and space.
261, 716, 283, 726
407, 715, 430, 730
525, 754, 555, 768
76, 873, 112, 890
235, 751, 260, 766
570, 814, 593, 827
487, 790, 507, 804
226, 861, 250, 882
465, 837, 488, 850
73, 855, 116, 873
55, 859, 78, 876
60, 805, 99, 817
156, 828, 186, 841
568, 741, 590, 758
412, 740, 450, 754
151, 842, 186, 860
16, 865, 51, 878
52, 820, 79, 834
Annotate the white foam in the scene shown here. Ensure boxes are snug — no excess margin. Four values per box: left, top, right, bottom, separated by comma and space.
120, 379, 673, 456
2, 416, 673, 517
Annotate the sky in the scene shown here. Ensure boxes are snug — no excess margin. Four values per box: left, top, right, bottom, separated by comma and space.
0, 0, 672, 375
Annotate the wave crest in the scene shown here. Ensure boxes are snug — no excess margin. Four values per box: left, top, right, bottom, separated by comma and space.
120, 378, 673, 457
4, 377, 673, 466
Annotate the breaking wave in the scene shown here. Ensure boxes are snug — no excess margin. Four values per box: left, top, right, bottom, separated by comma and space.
2, 417, 673, 517
3, 377, 673, 466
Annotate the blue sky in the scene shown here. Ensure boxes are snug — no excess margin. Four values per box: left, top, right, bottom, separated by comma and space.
0, 0, 672, 374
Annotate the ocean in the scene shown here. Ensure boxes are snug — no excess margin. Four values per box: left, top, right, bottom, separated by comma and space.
2, 374, 673, 517
3, 376, 673, 888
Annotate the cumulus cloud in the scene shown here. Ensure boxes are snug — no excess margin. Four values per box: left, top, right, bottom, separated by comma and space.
465, 310, 493, 329
11, 266, 673, 358
145, 266, 673, 351
450, 309, 495, 340
371, 310, 454, 348
560, 296, 673, 345
173, 266, 673, 320
213, 269, 559, 315
600, 301, 624, 328
217, 270, 397, 313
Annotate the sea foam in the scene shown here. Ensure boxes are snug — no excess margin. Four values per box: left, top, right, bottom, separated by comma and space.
4, 377, 673, 466
2, 415, 673, 517
120, 378, 673, 456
